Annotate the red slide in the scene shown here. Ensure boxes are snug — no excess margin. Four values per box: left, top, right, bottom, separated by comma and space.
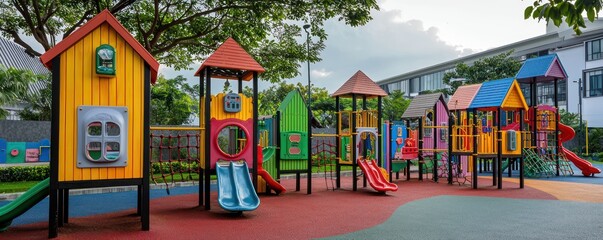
558, 123, 601, 176
257, 146, 286, 194
357, 158, 398, 192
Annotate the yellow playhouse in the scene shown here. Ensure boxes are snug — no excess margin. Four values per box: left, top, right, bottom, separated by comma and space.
40, 10, 159, 238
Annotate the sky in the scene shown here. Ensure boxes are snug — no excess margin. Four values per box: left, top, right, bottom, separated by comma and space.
161, 0, 547, 92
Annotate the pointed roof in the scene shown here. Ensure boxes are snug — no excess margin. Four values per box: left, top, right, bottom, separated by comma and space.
469, 78, 527, 110
194, 37, 265, 81
332, 70, 388, 98
448, 84, 482, 111
402, 93, 447, 119
40, 9, 159, 83
515, 54, 567, 83
277, 89, 322, 128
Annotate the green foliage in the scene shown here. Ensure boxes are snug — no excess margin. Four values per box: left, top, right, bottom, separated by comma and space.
0, 0, 379, 83
0, 66, 38, 119
0, 165, 50, 182
524, 0, 602, 35
442, 51, 521, 95
559, 109, 580, 129
383, 90, 411, 121
150, 75, 198, 125
587, 128, 603, 154
18, 76, 53, 121
151, 161, 199, 175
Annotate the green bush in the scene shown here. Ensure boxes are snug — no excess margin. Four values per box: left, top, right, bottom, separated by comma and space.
151, 161, 200, 175
0, 165, 50, 182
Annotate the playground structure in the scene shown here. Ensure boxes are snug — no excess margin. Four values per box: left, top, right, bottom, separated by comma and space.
38, 10, 158, 238
329, 70, 397, 193
392, 93, 449, 183
2, 11, 603, 239
0, 139, 50, 164
515, 54, 600, 177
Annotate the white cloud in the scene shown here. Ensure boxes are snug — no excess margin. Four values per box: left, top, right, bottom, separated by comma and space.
311, 68, 333, 78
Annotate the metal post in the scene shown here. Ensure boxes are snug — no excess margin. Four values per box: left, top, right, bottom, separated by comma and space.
304, 24, 313, 194
335, 96, 341, 189
253, 72, 259, 189
554, 78, 559, 176
204, 68, 212, 210
352, 94, 357, 191
497, 108, 502, 189
472, 109, 478, 189
519, 109, 525, 188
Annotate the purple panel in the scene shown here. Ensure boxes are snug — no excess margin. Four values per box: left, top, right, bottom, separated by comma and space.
435, 100, 449, 150
545, 60, 567, 79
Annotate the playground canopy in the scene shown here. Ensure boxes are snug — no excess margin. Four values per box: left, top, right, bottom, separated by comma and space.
331, 70, 387, 98
468, 78, 528, 111
515, 54, 568, 83
193, 37, 265, 80
401, 93, 448, 119
448, 84, 482, 111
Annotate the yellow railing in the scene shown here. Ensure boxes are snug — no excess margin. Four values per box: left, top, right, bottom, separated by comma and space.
451, 125, 473, 153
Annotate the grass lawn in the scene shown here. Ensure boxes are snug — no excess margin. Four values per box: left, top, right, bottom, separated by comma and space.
0, 181, 40, 194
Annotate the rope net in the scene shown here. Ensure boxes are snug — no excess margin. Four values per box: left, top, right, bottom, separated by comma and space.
150, 131, 201, 192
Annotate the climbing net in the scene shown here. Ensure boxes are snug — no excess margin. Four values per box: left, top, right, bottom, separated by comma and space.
311, 134, 338, 191
150, 130, 201, 191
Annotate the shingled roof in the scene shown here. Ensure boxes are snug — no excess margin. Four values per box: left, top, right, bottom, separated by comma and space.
402, 93, 447, 119
448, 84, 482, 111
194, 37, 265, 81
332, 70, 388, 98
515, 54, 567, 83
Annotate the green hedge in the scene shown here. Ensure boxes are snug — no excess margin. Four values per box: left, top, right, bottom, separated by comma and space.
151, 161, 200, 175
0, 165, 50, 182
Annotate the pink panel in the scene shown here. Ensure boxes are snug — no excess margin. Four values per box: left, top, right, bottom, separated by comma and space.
546, 60, 567, 79
26, 149, 39, 162
209, 118, 254, 169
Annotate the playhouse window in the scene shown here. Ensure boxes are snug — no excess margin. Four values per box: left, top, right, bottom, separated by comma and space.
440, 122, 448, 142
424, 112, 433, 137
88, 122, 102, 136
106, 122, 120, 136
85, 121, 122, 162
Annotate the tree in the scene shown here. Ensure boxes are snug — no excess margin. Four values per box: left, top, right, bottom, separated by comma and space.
0, 0, 378, 82
383, 90, 411, 121
0, 66, 38, 119
524, 0, 602, 35
150, 75, 197, 125
442, 51, 521, 95
19, 77, 52, 121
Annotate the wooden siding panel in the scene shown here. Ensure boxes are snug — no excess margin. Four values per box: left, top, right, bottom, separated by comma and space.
58, 23, 145, 182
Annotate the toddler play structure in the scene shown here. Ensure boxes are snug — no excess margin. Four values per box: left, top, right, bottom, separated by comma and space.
330, 70, 397, 193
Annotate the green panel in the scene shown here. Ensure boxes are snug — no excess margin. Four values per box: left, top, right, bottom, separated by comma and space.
280, 131, 308, 159
262, 147, 277, 177
279, 90, 308, 133
6, 142, 26, 164
340, 136, 351, 162
280, 159, 307, 171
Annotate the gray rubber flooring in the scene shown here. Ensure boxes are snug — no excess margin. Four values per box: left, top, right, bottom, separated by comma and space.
325, 195, 603, 240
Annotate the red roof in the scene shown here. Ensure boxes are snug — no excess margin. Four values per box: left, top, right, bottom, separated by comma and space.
448, 84, 482, 110
194, 37, 265, 81
332, 70, 388, 98
40, 9, 160, 83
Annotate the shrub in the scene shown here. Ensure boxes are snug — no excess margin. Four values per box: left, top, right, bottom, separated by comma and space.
0, 165, 50, 182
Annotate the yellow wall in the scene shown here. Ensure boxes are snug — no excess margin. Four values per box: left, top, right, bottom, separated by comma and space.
501, 130, 522, 155
209, 93, 253, 121
59, 23, 144, 181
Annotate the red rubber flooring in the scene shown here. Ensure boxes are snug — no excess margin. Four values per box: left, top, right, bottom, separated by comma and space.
2, 176, 555, 240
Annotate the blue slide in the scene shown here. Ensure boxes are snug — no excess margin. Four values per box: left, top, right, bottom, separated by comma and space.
216, 161, 260, 212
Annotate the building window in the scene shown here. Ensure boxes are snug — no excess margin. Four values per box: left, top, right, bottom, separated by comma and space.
585, 69, 603, 97
586, 39, 602, 61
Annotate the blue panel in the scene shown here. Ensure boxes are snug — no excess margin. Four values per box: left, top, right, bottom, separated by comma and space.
0, 139, 6, 163
515, 54, 556, 80
390, 122, 407, 159
39, 139, 51, 162
469, 78, 515, 109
